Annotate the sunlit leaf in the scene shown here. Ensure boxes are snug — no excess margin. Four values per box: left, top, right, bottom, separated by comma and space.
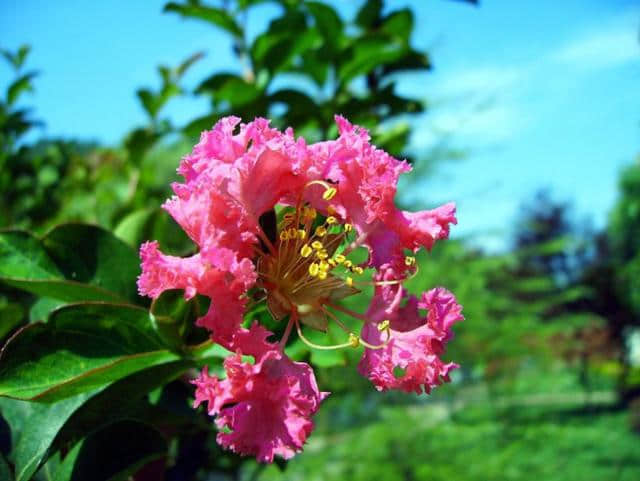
164, 2, 243, 37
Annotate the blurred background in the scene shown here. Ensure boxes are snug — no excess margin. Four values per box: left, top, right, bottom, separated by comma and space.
1, 0, 640, 479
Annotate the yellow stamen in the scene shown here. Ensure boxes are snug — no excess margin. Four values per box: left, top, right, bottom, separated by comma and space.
311, 241, 324, 250
315, 226, 327, 237
298, 229, 307, 239
377, 320, 390, 332
322, 187, 337, 201
334, 254, 346, 264
353, 266, 364, 275
344, 260, 353, 269
308, 263, 320, 277
326, 216, 337, 225
346, 276, 353, 286
344, 223, 353, 232
348, 333, 360, 348
405, 256, 416, 266
316, 250, 328, 260
280, 231, 289, 241
300, 244, 313, 258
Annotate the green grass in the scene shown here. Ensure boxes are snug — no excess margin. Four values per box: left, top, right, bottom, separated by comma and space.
254, 396, 639, 481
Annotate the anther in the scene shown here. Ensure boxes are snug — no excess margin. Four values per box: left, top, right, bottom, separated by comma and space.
344, 223, 353, 232
315, 226, 327, 237
280, 231, 289, 241
353, 266, 364, 275
334, 254, 346, 264
298, 229, 307, 239
344, 260, 353, 268
346, 276, 353, 286
405, 256, 416, 266
348, 333, 360, 348
308, 263, 320, 277
326, 216, 337, 225
322, 187, 337, 201
316, 250, 328, 260
377, 320, 390, 332
300, 244, 313, 258
311, 241, 324, 250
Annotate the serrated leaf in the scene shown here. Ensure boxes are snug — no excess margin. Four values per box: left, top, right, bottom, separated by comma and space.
0, 303, 181, 401
164, 2, 243, 37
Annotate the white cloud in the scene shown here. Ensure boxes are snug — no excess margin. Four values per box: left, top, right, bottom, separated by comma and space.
552, 21, 639, 70
437, 66, 525, 96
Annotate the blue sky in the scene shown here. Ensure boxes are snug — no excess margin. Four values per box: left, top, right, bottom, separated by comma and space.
1, 0, 639, 250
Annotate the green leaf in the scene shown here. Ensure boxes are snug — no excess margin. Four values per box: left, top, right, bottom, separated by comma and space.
0, 362, 190, 481
306, 2, 343, 49
196, 73, 262, 107
355, 0, 382, 29
0, 303, 181, 401
164, 2, 243, 37
1, 392, 95, 481
29, 296, 64, 322
338, 36, 407, 85
52, 421, 167, 481
182, 113, 219, 138
51, 361, 192, 452
0, 299, 24, 340
136, 88, 159, 119
1, 45, 30, 70
7, 72, 37, 105
380, 9, 413, 43
42, 224, 141, 303
124, 126, 166, 165
0, 454, 10, 481
0, 225, 140, 303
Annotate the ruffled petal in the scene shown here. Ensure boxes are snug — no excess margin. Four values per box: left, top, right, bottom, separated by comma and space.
358, 286, 463, 394
311, 115, 457, 267
192, 350, 328, 463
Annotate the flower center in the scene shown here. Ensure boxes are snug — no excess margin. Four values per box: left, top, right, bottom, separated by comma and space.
253, 182, 414, 351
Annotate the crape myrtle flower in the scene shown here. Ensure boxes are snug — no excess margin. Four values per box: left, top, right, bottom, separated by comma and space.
138, 115, 462, 462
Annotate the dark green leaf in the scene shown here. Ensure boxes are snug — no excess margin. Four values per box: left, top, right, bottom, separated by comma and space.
0, 225, 140, 304
52, 421, 167, 481
164, 2, 243, 37
1, 45, 30, 70
136, 88, 159, 119
306, 2, 343, 49
124, 126, 165, 165
1, 392, 95, 481
196, 73, 262, 106
0, 454, 10, 481
380, 9, 413, 42
29, 297, 64, 322
42, 224, 141, 303
7, 72, 37, 105
0, 303, 180, 401
338, 36, 407, 86
355, 0, 382, 28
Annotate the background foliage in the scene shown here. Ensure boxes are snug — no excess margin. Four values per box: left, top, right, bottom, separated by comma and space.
1, 0, 638, 480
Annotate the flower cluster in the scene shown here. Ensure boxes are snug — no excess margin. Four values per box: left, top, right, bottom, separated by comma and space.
138, 115, 463, 462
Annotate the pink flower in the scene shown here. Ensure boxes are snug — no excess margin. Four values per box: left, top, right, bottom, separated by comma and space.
138, 115, 461, 461
359, 285, 463, 393
192, 349, 328, 463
